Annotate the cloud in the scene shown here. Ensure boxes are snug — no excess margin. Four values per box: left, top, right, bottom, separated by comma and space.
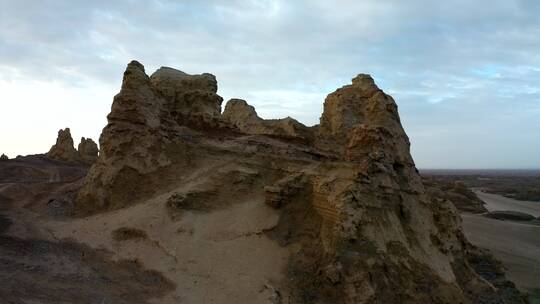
0, 0, 539, 168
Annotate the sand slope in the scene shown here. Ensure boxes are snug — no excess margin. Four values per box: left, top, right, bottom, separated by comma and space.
42, 187, 289, 304
463, 191, 540, 301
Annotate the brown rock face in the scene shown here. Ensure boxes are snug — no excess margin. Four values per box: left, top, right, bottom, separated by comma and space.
423, 178, 488, 213
76, 61, 179, 211
318, 74, 407, 155
222, 98, 312, 140
77, 137, 98, 165
150, 66, 223, 125
46, 128, 79, 162
74, 61, 525, 303
46, 128, 99, 165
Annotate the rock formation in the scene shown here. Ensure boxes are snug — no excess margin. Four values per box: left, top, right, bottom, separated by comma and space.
78, 137, 99, 165
46, 128, 98, 166
74, 61, 525, 303
46, 128, 79, 162
423, 178, 488, 213
222, 98, 313, 140
150, 66, 223, 125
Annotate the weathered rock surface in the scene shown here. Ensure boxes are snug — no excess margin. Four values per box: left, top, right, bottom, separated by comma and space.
150, 66, 223, 125
73, 61, 525, 303
78, 137, 99, 165
46, 128, 79, 162
222, 99, 312, 140
424, 178, 488, 213
76, 61, 179, 211
46, 128, 99, 166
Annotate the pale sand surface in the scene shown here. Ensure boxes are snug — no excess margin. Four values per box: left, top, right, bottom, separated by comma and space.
463, 191, 540, 300
39, 188, 289, 304
474, 189, 540, 217
462, 214, 540, 292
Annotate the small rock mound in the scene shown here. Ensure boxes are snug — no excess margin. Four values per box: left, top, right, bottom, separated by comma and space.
484, 210, 536, 222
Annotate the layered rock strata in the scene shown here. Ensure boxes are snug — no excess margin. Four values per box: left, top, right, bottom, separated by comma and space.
74, 61, 525, 303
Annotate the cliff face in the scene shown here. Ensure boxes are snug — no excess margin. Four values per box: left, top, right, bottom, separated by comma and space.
74, 61, 524, 303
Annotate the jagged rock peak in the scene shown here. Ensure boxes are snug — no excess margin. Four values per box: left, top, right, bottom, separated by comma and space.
318, 74, 404, 150
78, 137, 98, 165
351, 73, 379, 91
0, 154, 8, 160
46, 128, 79, 162
121, 60, 149, 89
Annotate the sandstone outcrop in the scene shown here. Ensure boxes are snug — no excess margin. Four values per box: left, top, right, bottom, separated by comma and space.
73, 61, 525, 303
222, 99, 312, 140
77, 137, 99, 165
150, 66, 223, 125
46, 128, 99, 166
424, 178, 488, 213
46, 128, 79, 162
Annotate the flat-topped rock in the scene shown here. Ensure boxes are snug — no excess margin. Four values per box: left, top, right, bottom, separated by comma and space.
150, 66, 222, 122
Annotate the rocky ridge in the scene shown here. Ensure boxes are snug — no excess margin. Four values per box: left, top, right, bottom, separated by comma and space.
46, 128, 98, 165
73, 61, 525, 303
423, 178, 488, 213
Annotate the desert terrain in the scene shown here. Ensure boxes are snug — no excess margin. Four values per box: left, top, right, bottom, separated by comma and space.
423, 170, 540, 303
0, 62, 532, 303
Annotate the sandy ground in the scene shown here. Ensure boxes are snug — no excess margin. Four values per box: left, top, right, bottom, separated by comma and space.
473, 189, 540, 217
40, 187, 290, 304
462, 191, 540, 301
462, 214, 540, 291
1, 157, 291, 303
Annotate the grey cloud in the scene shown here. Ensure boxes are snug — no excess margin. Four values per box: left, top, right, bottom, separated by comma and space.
0, 0, 539, 168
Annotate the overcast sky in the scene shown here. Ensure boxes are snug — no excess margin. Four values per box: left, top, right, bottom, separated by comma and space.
1, 0, 539, 168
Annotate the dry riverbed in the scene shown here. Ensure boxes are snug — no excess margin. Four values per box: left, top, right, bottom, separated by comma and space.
462, 190, 540, 303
